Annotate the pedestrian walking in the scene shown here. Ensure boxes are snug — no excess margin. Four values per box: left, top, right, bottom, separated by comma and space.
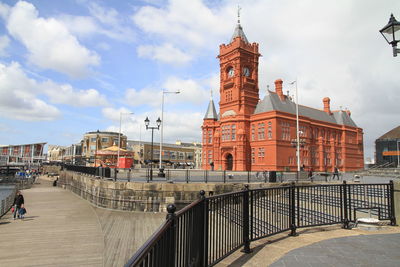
332, 167, 340, 180
13, 191, 25, 220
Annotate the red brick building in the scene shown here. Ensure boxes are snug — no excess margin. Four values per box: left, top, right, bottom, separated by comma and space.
201, 21, 364, 172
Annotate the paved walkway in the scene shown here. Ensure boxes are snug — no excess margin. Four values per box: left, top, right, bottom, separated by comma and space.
217, 225, 400, 266
0, 178, 164, 267
270, 233, 400, 267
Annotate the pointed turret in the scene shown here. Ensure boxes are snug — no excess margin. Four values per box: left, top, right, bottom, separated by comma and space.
204, 98, 218, 120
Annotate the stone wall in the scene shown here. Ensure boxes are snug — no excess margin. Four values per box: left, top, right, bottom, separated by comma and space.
58, 170, 271, 212
42, 165, 62, 175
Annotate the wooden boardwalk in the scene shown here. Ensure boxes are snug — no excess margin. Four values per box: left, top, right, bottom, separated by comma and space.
0, 178, 165, 267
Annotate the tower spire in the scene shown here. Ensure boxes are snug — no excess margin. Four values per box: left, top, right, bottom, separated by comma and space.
230, 6, 249, 43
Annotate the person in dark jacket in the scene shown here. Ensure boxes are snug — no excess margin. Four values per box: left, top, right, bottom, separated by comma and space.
13, 191, 24, 219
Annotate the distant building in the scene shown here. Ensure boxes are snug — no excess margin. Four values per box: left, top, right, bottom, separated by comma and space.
375, 125, 400, 167
0, 143, 46, 166
201, 19, 364, 172
127, 140, 201, 168
81, 131, 127, 166
47, 145, 67, 162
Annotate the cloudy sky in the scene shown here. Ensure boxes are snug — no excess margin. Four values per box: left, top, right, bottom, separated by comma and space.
0, 0, 399, 160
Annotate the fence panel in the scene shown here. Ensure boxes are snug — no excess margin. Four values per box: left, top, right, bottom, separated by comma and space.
250, 187, 291, 241
207, 192, 244, 266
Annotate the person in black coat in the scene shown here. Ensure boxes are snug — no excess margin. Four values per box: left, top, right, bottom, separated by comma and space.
13, 191, 24, 219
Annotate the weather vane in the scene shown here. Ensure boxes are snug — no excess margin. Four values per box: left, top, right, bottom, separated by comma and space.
237, 5, 241, 24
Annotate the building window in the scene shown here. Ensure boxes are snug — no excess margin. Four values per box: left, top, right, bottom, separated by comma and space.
258, 123, 265, 140
222, 125, 231, 141
90, 137, 97, 143
268, 121, 272, 139
231, 124, 236, 140
300, 125, 307, 137
208, 150, 213, 163
281, 122, 290, 140
101, 137, 109, 143
113, 138, 119, 145
251, 148, 255, 163
225, 90, 232, 102
258, 147, 265, 158
90, 145, 96, 151
251, 124, 255, 141
208, 130, 212, 144
203, 130, 207, 145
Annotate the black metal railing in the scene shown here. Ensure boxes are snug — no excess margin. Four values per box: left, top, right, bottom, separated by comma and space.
125, 181, 396, 267
63, 164, 342, 184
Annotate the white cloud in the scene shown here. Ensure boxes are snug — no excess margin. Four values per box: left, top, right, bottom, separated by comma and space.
137, 43, 192, 65
59, 2, 135, 42
42, 82, 107, 107
105, 110, 202, 143
0, 35, 10, 57
102, 107, 134, 122
132, 0, 232, 64
124, 76, 209, 107
0, 62, 60, 121
0, 61, 108, 121
5, 1, 100, 78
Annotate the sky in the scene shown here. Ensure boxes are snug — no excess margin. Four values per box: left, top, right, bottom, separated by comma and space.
0, 0, 399, 161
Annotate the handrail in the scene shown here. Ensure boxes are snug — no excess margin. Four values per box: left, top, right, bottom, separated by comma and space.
124, 181, 395, 267
125, 219, 173, 267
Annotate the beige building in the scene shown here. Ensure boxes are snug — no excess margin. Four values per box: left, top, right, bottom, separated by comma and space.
82, 131, 127, 165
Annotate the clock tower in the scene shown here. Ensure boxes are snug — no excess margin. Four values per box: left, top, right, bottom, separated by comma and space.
218, 20, 260, 118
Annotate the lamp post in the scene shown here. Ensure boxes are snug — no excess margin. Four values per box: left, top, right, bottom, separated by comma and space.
117, 112, 134, 168
145, 116, 161, 181
159, 90, 180, 177
397, 140, 400, 168
380, 13, 400, 57
290, 80, 301, 181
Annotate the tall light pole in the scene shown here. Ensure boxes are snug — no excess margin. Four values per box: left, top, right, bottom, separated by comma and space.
159, 90, 180, 177
145, 116, 161, 182
117, 112, 134, 168
397, 140, 400, 168
290, 80, 300, 181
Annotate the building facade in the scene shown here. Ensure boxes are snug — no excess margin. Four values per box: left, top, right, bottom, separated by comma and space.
127, 140, 200, 168
81, 131, 127, 165
0, 143, 46, 166
202, 21, 364, 172
375, 126, 400, 167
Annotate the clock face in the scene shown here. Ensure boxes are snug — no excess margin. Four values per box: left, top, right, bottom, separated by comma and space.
243, 67, 250, 77
228, 68, 234, 77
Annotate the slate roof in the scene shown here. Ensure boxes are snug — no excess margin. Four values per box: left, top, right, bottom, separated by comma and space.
254, 91, 358, 127
230, 23, 249, 43
377, 126, 400, 140
204, 99, 218, 120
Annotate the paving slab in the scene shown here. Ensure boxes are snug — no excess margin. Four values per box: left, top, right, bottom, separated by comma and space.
217, 225, 400, 266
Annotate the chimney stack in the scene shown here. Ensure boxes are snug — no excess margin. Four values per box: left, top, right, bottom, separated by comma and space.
323, 97, 331, 114
275, 79, 285, 101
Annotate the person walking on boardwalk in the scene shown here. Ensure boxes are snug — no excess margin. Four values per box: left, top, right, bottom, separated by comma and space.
332, 167, 340, 180
13, 191, 24, 220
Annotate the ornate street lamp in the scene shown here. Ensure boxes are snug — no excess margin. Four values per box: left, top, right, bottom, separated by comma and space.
159, 90, 180, 177
380, 14, 400, 57
145, 116, 161, 182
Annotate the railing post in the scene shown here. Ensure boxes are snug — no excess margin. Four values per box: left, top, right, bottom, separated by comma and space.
389, 180, 397, 226
186, 169, 189, 184
342, 180, 350, 229
127, 168, 131, 182
204, 170, 208, 183
241, 185, 252, 253
289, 182, 298, 236
247, 171, 250, 183
223, 170, 226, 183
199, 190, 208, 267
166, 204, 177, 267
146, 168, 149, 183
